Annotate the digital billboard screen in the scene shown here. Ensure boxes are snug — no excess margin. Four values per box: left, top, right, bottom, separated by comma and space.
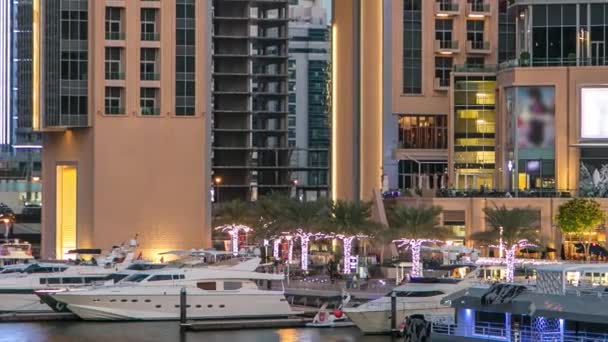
581, 87, 608, 139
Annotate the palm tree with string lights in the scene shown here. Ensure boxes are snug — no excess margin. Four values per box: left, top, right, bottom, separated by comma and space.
471, 204, 539, 282
388, 204, 451, 278
213, 199, 255, 256
277, 197, 331, 271
329, 200, 377, 274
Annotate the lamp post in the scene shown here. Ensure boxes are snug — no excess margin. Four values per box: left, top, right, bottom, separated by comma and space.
291, 179, 298, 199
499, 226, 504, 258
2, 218, 9, 241
214, 177, 222, 204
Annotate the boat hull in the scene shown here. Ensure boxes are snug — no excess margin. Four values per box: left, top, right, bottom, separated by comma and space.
53, 292, 295, 321
345, 306, 454, 334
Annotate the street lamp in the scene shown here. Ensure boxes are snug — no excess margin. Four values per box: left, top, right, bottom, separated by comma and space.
291, 179, 298, 199
214, 177, 222, 204
499, 226, 504, 258
2, 218, 10, 241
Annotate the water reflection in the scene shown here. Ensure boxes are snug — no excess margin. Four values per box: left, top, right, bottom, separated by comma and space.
0, 322, 398, 342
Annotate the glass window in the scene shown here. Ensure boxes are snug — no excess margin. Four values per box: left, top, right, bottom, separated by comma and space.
105, 7, 122, 39
176, 0, 196, 116
105, 47, 123, 80
105, 87, 123, 115
141, 8, 159, 41
124, 274, 149, 283
197, 282, 217, 291
467, 21, 485, 49
60, 10, 88, 41
223, 282, 242, 290
435, 19, 453, 46
148, 275, 174, 282
104, 273, 129, 283
140, 88, 159, 115
398, 115, 448, 149
62, 277, 84, 284
435, 57, 452, 87
140, 48, 159, 80
61, 51, 88, 80
403, 0, 422, 94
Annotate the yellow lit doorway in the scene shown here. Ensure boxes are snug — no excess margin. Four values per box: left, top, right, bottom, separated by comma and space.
56, 165, 77, 259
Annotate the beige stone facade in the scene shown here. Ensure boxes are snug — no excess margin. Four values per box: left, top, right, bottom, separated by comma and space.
40, 0, 211, 259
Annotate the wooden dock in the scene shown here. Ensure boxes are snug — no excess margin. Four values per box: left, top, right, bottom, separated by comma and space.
0, 312, 77, 322
181, 317, 313, 331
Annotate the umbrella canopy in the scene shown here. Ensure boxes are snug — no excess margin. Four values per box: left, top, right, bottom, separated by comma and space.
574, 243, 608, 257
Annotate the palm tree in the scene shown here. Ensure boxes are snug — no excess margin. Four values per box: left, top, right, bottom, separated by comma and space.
213, 200, 255, 256
277, 198, 330, 271
250, 193, 290, 260
329, 200, 377, 274
472, 204, 539, 282
387, 204, 448, 277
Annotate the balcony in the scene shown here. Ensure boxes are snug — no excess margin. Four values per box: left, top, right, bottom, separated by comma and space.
141, 72, 160, 81
140, 107, 160, 116
105, 72, 125, 80
141, 32, 160, 41
467, 40, 491, 54
435, 40, 459, 54
105, 32, 125, 40
435, 1, 459, 17
467, 1, 491, 17
434, 77, 449, 91
105, 107, 124, 115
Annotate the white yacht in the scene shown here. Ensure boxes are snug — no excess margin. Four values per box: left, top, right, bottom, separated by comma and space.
0, 239, 34, 267
46, 264, 294, 321
0, 245, 136, 312
344, 265, 482, 334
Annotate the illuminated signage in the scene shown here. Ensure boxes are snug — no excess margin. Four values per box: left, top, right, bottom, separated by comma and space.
581, 87, 608, 139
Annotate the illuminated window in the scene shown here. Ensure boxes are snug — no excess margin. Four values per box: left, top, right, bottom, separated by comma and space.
398, 114, 448, 149
56, 165, 77, 259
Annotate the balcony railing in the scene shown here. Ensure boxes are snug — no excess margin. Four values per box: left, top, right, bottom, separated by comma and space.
467, 1, 491, 16
141, 32, 160, 41
467, 40, 491, 54
435, 40, 459, 53
453, 64, 497, 73
141, 72, 160, 81
105, 107, 124, 115
434, 77, 449, 90
105, 32, 125, 40
140, 107, 160, 116
105, 72, 125, 80
499, 57, 608, 69
435, 1, 459, 16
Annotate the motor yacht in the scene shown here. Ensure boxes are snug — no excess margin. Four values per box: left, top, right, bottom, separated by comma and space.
0, 245, 136, 312
0, 239, 34, 268
36, 257, 261, 312
343, 265, 487, 334
45, 261, 294, 321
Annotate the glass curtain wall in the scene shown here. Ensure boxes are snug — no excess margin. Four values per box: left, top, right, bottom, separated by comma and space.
453, 75, 496, 190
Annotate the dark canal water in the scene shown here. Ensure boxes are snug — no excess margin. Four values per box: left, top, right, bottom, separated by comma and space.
0, 323, 401, 342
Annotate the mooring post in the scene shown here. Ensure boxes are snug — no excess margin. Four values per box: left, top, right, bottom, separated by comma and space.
180, 287, 187, 330
390, 291, 397, 335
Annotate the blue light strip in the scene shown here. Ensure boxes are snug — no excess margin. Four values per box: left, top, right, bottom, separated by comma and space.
0, 0, 11, 145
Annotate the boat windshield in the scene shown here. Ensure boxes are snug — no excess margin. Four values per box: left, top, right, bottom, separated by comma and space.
123, 274, 150, 282
0, 268, 24, 274
386, 290, 445, 297
104, 273, 130, 283
126, 264, 167, 271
